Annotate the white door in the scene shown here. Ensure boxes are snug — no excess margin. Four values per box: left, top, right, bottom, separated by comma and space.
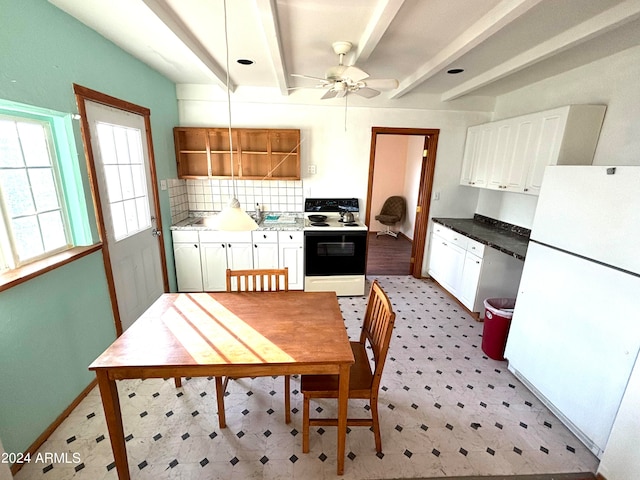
85, 101, 164, 331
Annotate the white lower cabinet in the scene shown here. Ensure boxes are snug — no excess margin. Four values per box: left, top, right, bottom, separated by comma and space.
278, 231, 304, 290
252, 231, 279, 269
172, 231, 203, 292
173, 229, 303, 292
428, 224, 524, 317
200, 231, 253, 292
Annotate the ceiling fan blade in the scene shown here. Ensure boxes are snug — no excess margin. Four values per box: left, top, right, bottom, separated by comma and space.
341, 66, 369, 82
363, 78, 399, 90
354, 87, 380, 98
321, 89, 339, 100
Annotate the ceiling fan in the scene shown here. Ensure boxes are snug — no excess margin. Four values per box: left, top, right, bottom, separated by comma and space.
291, 41, 399, 100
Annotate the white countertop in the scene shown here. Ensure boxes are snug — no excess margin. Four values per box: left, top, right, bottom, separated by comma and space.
171, 213, 304, 232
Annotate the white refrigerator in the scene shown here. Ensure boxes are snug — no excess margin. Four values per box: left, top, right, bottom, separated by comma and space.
504, 165, 640, 458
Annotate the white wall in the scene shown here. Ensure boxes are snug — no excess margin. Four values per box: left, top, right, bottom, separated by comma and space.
474, 44, 640, 229
178, 88, 491, 273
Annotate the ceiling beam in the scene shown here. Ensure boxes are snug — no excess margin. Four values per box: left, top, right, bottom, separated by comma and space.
441, 0, 640, 101
353, 0, 405, 64
141, 0, 232, 91
256, 0, 289, 96
390, 0, 544, 99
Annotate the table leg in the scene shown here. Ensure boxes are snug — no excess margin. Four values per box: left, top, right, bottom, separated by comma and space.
95, 370, 130, 480
214, 376, 227, 429
336, 363, 350, 475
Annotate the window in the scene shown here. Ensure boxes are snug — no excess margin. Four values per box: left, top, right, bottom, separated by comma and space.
95, 122, 151, 241
0, 100, 93, 273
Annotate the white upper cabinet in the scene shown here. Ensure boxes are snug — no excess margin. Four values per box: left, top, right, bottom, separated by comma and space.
460, 105, 606, 195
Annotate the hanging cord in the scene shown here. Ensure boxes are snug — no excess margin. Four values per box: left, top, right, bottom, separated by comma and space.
344, 93, 348, 132
223, 0, 237, 200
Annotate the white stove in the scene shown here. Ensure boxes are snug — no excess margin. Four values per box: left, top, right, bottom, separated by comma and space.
303, 198, 368, 296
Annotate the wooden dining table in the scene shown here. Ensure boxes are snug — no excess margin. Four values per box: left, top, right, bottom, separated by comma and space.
89, 291, 354, 478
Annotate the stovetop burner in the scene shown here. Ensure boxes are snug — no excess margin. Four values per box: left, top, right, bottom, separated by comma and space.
344, 222, 359, 227
311, 222, 329, 227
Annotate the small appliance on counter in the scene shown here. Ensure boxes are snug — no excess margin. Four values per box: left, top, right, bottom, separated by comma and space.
303, 198, 368, 296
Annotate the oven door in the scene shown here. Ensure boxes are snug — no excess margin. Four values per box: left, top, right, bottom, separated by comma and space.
304, 230, 367, 276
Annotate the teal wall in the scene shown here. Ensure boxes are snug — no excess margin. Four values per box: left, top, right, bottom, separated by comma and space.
0, 0, 179, 455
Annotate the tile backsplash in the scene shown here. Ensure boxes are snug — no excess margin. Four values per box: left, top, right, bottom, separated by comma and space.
168, 178, 304, 224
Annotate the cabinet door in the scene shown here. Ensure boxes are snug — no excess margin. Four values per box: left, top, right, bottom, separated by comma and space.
253, 242, 279, 269
460, 124, 494, 188
201, 242, 228, 292
470, 125, 495, 188
226, 242, 253, 270
428, 233, 465, 294
459, 252, 482, 310
486, 122, 513, 190
525, 110, 568, 194
173, 242, 203, 292
460, 126, 480, 186
279, 242, 304, 290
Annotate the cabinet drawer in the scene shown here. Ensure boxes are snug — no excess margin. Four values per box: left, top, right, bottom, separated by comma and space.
252, 231, 278, 243
199, 230, 252, 243
172, 230, 199, 243
278, 231, 303, 243
466, 238, 485, 258
434, 225, 468, 250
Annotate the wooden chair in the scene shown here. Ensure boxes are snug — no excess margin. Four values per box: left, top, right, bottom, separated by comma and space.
300, 279, 396, 454
216, 267, 291, 427
226, 267, 288, 292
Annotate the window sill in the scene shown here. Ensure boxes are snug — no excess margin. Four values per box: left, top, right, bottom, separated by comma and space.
0, 244, 103, 293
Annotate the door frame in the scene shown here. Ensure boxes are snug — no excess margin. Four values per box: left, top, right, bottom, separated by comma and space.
365, 127, 439, 278
73, 84, 169, 336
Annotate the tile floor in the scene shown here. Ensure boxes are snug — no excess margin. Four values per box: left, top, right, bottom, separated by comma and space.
14, 276, 599, 479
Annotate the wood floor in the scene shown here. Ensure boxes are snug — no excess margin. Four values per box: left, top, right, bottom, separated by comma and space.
366, 231, 413, 275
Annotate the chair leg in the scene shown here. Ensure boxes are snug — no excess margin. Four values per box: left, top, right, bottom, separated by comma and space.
302, 394, 310, 453
174, 377, 182, 388
370, 395, 382, 453
284, 375, 291, 424
214, 376, 226, 429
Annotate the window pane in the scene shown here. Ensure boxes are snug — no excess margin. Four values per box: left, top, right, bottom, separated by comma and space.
110, 202, 126, 240
0, 169, 35, 216
28, 168, 60, 211
123, 198, 138, 233
131, 164, 145, 197
136, 197, 150, 229
127, 129, 143, 164
17, 122, 50, 167
103, 164, 122, 202
39, 210, 67, 251
0, 120, 23, 168
114, 127, 130, 164
119, 165, 134, 199
13, 216, 44, 260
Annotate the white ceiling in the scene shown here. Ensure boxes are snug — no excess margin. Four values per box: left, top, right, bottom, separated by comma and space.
50, 0, 640, 106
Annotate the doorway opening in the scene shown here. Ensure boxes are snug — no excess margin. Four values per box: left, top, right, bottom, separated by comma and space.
365, 127, 439, 278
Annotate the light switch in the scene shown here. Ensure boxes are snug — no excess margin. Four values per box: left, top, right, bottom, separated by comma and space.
160, 180, 167, 190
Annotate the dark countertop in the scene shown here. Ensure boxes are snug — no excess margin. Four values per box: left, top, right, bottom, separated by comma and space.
432, 214, 530, 260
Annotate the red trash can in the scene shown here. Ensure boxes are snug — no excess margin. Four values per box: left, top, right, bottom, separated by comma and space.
481, 298, 516, 360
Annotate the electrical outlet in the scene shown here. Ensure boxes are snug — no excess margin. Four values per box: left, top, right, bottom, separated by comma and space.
307, 164, 317, 175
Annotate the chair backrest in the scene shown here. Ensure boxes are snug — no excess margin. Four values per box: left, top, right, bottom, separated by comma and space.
226, 268, 289, 292
360, 280, 396, 388
380, 196, 406, 218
